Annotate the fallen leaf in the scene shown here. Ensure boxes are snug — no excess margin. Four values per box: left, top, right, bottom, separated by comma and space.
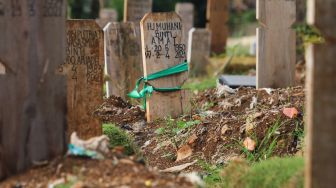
187, 134, 198, 145
176, 145, 193, 162
160, 160, 198, 173
283, 107, 299, 119
243, 137, 256, 151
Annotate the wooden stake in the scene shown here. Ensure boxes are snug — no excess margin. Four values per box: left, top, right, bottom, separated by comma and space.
206, 0, 229, 54
188, 28, 211, 77
305, 0, 336, 187
256, 0, 296, 88
0, 0, 67, 179
140, 12, 190, 122
104, 22, 142, 99
60, 20, 104, 140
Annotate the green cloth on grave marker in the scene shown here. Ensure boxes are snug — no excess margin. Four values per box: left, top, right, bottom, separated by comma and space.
128, 61, 189, 108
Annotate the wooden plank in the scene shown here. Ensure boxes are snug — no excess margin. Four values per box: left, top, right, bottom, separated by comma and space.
104, 22, 142, 99
0, 0, 67, 180
256, 0, 296, 88
187, 28, 211, 77
206, 0, 229, 54
59, 20, 104, 140
305, 1, 336, 187
96, 8, 118, 28
175, 2, 194, 51
140, 12, 189, 122
124, 0, 152, 23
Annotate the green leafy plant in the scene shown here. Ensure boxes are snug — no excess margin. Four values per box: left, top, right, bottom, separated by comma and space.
183, 77, 217, 92
239, 120, 284, 163
155, 118, 201, 137
102, 124, 135, 155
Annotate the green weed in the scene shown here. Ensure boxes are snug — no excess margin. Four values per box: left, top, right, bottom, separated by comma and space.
183, 77, 217, 92
238, 119, 284, 163
204, 157, 304, 188
102, 124, 135, 155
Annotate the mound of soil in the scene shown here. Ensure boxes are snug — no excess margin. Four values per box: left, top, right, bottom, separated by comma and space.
0, 152, 193, 188
137, 86, 305, 171
94, 96, 145, 125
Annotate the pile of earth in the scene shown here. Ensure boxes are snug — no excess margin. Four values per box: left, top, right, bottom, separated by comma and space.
0, 150, 194, 188
95, 85, 305, 172
94, 96, 145, 125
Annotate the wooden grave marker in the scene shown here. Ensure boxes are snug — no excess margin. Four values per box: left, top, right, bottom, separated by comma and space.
305, 0, 336, 187
59, 20, 104, 139
0, 0, 67, 180
187, 28, 211, 77
104, 22, 142, 99
256, 0, 296, 88
206, 0, 229, 54
140, 12, 190, 122
96, 8, 118, 28
124, 0, 153, 24
175, 2, 194, 50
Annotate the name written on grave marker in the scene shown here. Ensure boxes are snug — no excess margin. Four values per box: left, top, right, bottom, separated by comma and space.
144, 21, 186, 60
61, 29, 103, 84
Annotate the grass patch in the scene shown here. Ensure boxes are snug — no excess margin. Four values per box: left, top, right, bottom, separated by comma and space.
204, 157, 304, 188
183, 77, 217, 92
237, 119, 287, 163
102, 124, 135, 155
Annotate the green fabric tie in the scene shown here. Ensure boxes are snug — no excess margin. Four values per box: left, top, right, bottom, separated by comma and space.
128, 61, 189, 108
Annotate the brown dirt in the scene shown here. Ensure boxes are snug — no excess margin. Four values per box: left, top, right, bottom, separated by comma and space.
94, 95, 145, 125
1, 86, 305, 186
0, 151, 193, 188
137, 86, 305, 171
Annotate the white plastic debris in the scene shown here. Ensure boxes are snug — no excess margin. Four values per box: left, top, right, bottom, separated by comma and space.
250, 96, 257, 109
216, 82, 237, 97
70, 132, 110, 155
261, 88, 274, 95
180, 172, 205, 187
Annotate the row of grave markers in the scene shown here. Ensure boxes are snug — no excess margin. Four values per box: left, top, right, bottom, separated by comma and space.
1, 1, 335, 187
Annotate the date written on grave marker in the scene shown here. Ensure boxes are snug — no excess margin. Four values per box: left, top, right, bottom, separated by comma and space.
144, 22, 186, 60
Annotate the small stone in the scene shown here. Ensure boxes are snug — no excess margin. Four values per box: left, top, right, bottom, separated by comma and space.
221, 125, 229, 135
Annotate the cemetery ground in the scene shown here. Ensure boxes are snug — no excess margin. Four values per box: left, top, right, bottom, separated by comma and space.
1, 56, 306, 188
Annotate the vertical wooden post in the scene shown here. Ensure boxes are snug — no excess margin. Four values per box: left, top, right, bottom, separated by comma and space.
206, 0, 229, 54
140, 12, 190, 122
104, 22, 142, 99
175, 3, 194, 52
188, 28, 211, 77
124, 0, 152, 24
59, 20, 104, 140
256, 0, 296, 88
305, 1, 336, 187
96, 8, 118, 28
0, 0, 67, 180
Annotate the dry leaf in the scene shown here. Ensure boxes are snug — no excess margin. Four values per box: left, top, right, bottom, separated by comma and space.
283, 107, 299, 119
243, 137, 256, 151
187, 134, 198, 145
160, 160, 198, 173
176, 145, 193, 162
